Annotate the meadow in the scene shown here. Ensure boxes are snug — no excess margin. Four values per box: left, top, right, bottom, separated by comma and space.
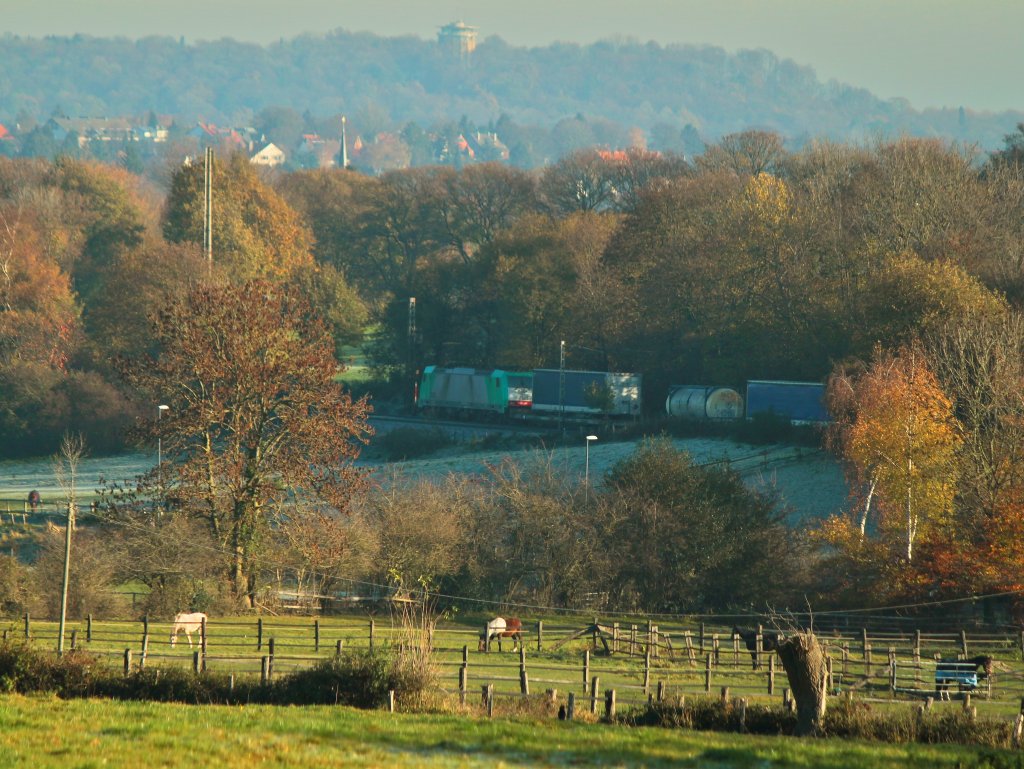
0, 694, 1013, 769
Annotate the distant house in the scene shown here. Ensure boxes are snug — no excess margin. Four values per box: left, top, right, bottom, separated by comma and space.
466, 132, 510, 162
295, 133, 342, 169
250, 142, 286, 167
45, 116, 133, 147
189, 122, 256, 151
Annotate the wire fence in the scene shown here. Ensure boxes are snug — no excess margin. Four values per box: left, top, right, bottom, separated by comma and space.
6, 613, 1024, 718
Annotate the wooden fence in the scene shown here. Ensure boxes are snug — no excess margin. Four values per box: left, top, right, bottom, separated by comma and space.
6, 614, 1024, 718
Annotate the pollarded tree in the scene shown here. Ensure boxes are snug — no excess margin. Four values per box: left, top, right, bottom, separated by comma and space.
119, 280, 372, 605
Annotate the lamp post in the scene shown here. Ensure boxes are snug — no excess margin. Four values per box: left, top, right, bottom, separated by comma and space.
585, 435, 598, 501
157, 404, 169, 490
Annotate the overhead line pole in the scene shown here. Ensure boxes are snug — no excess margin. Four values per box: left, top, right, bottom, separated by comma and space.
204, 146, 213, 276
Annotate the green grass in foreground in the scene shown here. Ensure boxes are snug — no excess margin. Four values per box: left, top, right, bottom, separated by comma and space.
0, 695, 1012, 769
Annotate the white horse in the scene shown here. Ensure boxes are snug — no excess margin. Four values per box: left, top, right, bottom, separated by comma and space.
169, 612, 207, 648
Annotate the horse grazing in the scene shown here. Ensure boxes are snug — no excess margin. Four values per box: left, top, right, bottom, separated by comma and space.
479, 617, 523, 652
732, 626, 784, 670
935, 655, 993, 700
170, 612, 207, 648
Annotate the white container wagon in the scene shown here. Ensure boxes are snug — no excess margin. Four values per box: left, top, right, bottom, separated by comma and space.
665, 385, 744, 420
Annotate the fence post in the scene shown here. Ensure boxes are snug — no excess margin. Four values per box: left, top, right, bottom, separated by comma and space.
768, 653, 775, 695
842, 643, 849, 680
583, 649, 590, 692
23, 612, 29, 640
861, 628, 868, 662
755, 624, 763, 671
657, 680, 665, 703
595, 617, 601, 650
604, 689, 616, 720
699, 622, 705, 654
70, 629, 78, 651
567, 692, 576, 721
87, 614, 92, 643
201, 617, 208, 668
644, 648, 651, 694
193, 650, 201, 675
388, 690, 395, 713
960, 629, 969, 657
612, 622, 619, 654
590, 676, 600, 714
314, 620, 320, 653
865, 643, 873, 677
141, 629, 149, 670
705, 653, 712, 694
685, 632, 695, 666
826, 655, 834, 693
712, 633, 720, 667
459, 664, 468, 706
257, 618, 263, 651
482, 684, 494, 717
268, 637, 275, 680
630, 624, 637, 656
335, 639, 343, 656
123, 648, 132, 676
732, 630, 740, 667
720, 686, 729, 704
537, 620, 543, 652
261, 656, 269, 685
888, 647, 896, 695
519, 645, 529, 695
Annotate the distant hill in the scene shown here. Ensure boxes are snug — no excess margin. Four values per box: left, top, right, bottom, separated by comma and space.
0, 29, 1019, 154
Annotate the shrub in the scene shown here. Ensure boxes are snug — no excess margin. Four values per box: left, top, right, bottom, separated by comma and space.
622, 696, 1016, 749
276, 649, 395, 707
92, 667, 252, 704
0, 640, 94, 695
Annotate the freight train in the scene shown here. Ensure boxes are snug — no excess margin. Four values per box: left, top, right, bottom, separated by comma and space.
416, 366, 643, 420
666, 380, 829, 423
417, 366, 827, 425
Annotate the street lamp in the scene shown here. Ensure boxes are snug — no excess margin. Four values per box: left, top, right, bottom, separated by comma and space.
157, 404, 169, 490
585, 435, 598, 494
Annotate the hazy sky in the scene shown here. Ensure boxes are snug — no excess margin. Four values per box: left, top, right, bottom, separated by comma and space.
3, 0, 1021, 112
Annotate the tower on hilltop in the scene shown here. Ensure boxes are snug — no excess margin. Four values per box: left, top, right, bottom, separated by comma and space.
438, 20, 477, 63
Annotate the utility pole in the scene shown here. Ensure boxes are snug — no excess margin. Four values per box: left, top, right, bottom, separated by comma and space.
203, 146, 213, 276
559, 339, 566, 437
341, 116, 349, 169
408, 297, 417, 409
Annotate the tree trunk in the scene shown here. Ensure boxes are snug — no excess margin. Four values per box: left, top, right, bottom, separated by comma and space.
776, 632, 828, 736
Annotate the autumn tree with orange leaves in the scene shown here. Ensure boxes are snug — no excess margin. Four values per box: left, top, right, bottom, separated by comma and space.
824, 343, 961, 574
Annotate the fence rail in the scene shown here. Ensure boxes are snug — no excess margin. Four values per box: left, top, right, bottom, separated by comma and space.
6, 613, 1024, 719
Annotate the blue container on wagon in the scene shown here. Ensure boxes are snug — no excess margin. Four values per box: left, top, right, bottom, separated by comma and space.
745, 380, 829, 424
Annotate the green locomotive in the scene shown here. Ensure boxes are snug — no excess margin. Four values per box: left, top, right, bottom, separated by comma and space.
417, 366, 533, 418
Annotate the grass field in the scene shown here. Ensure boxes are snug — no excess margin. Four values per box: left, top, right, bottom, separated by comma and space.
0, 694, 1012, 769
7, 612, 1024, 722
